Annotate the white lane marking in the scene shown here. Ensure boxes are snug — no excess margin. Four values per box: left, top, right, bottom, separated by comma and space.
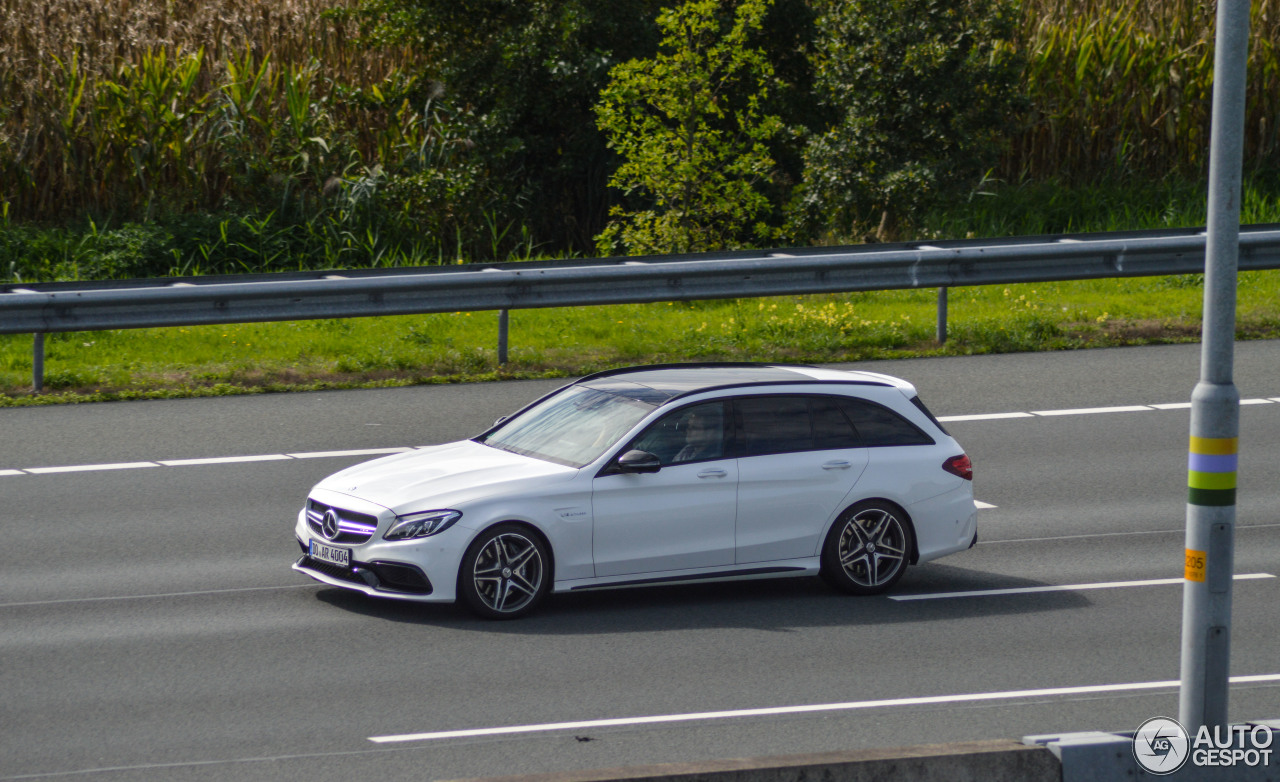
937, 412, 1035, 422
367, 673, 1280, 744
889, 573, 1275, 602
974, 522, 1280, 545
975, 501, 998, 509
1031, 405, 1153, 416
288, 447, 413, 459
158, 454, 293, 467
0, 584, 316, 609
7, 447, 411, 476
3, 397, 1278, 476
24, 462, 158, 474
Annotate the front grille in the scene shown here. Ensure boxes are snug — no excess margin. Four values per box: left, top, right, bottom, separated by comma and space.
306, 500, 378, 544
296, 556, 433, 596
299, 556, 368, 585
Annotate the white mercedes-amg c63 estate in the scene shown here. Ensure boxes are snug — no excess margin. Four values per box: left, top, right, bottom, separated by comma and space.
293, 363, 976, 618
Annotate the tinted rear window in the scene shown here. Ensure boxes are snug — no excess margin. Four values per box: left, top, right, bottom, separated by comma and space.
736, 396, 813, 456
812, 396, 860, 449
837, 398, 934, 447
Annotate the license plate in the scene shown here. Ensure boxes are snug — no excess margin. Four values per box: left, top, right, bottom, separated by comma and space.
309, 539, 351, 567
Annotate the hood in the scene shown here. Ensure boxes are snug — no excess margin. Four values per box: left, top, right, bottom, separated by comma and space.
314, 440, 577, 513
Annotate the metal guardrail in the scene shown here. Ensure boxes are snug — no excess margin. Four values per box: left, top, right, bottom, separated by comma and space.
5, 224, 1280, 390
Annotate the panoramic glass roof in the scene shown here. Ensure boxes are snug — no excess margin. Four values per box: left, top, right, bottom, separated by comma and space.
581, 365, 814, 403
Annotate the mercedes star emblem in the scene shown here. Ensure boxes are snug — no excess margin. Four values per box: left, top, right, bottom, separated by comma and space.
322, 509, 341, 540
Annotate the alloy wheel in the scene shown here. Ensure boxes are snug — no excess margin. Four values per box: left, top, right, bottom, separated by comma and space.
836, 507, 908, 588
471, 532, 545, 614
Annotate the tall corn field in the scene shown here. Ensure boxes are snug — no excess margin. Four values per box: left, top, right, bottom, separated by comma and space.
0, 0, 431, 221
3, 0, 1280, 233
1011, 0, 1280, 181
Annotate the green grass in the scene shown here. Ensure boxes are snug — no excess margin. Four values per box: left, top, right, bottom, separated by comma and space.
4, 270, 1280, 405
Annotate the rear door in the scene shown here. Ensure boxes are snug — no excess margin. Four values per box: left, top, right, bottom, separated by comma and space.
732, 395, 869, 563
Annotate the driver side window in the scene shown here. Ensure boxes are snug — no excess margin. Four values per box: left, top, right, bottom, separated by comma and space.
629, 401, 728, 466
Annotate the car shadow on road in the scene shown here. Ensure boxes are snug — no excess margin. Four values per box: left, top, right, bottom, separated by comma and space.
311, 561, 1092, 634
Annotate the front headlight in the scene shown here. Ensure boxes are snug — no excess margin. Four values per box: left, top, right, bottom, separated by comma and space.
383, 510, 462, 541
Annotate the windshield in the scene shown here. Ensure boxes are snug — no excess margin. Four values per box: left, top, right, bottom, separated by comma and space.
477, 386, 657, 467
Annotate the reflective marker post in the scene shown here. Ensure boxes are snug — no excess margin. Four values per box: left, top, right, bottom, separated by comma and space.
1179, 0, 1249, 731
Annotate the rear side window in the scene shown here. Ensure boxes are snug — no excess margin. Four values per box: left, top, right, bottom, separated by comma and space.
811, 397, 860, 449
733, 395, 860, 455
736, 396, 812, 456
837, 398, 934, 447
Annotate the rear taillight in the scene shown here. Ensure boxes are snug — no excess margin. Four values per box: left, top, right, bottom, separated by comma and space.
943, 454, 972, 481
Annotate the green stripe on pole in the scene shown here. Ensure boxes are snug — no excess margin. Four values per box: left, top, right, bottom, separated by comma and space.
1188, 487, 1237, 507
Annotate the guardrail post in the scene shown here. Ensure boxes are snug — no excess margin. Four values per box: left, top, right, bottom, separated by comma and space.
497, 309, 510, 365
936, 287, 949, 344
33, 332, 45, 393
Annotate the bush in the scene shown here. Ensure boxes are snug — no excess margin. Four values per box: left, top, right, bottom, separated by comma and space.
792, 0, 1025, 242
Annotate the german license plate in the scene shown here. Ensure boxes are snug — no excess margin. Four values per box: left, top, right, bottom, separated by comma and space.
309, 539, 350, 567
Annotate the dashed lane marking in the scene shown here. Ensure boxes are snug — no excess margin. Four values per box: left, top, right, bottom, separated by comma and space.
3, 397, 1275, 476
888, 573, 1276, 601
6, 447, 414, 476
24, 462, 159, 474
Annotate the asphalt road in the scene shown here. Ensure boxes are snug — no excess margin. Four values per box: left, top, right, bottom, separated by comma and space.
2, 342, 1279, 781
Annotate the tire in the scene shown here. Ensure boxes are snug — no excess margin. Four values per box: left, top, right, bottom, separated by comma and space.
820, 501, 913, 595
458, 524, 551, 619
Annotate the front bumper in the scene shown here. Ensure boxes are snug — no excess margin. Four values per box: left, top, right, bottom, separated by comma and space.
293, 508, 463, 603
294, 545, 435, 597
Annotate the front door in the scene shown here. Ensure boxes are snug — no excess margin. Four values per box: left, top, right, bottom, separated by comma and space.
590, 401, 736, 577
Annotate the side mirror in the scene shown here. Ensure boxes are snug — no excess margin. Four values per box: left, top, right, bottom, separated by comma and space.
615, 449, 661, 474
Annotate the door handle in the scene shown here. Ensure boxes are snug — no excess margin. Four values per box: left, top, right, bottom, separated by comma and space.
697, 469, 728, 479
822, 460, 852, 470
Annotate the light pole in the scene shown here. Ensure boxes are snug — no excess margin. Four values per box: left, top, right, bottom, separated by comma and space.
1178, 0, 1250, 731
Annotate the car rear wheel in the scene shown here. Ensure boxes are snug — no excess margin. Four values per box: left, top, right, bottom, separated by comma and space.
821, 501, 913, 595
459, 524, 550, 619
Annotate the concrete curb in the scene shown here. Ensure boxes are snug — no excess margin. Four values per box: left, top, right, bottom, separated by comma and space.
442, 739, 1062, 782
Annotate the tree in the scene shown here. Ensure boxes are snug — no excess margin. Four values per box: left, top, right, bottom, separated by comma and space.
593, 0, 783, 255
353, 0, 665, 255
793, 0, 1025, 242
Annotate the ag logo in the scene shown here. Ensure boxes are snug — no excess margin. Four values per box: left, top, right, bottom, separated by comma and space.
1134, 716, 1190, 775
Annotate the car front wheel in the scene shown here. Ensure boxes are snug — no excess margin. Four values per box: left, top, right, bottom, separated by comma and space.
459, 524, 550, 619
821, 501, 913, 595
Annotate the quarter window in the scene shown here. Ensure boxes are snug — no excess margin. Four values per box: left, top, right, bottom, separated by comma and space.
837, 398, 934, 446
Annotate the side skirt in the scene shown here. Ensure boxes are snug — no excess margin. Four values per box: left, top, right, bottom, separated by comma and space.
560, 565, 815, 593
